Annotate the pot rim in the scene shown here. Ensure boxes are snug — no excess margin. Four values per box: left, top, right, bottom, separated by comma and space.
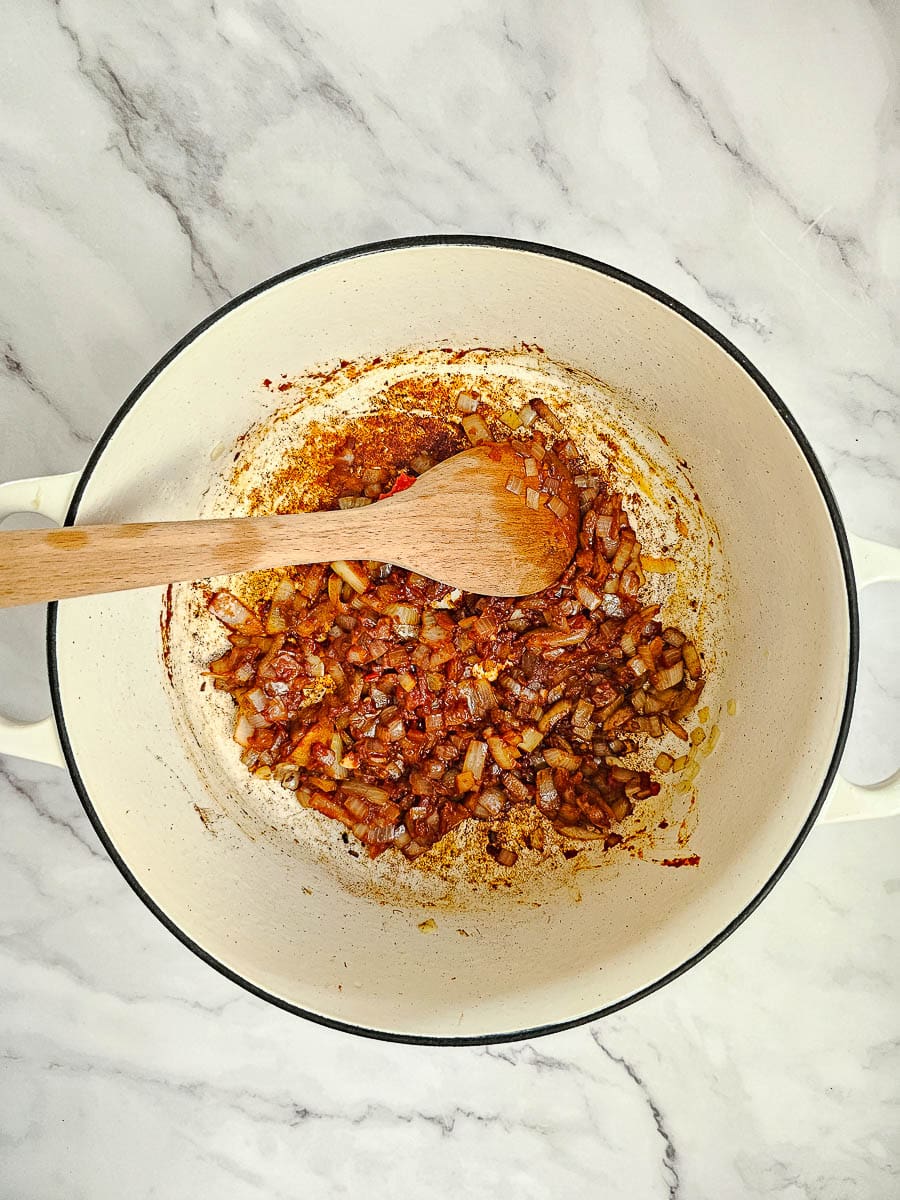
45, 234, 859, 1045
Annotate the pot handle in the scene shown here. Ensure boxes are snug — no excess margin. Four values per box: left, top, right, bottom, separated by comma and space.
0, 471, 81, 769
822, 532, 900, 822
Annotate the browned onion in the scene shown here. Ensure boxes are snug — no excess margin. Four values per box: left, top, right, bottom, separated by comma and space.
207, 427, 703, 865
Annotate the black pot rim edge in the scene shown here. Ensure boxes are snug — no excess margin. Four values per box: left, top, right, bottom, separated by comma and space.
45, 233, 859, 1047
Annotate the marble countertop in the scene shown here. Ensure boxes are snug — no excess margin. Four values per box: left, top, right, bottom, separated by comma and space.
1, 2, 898, 1196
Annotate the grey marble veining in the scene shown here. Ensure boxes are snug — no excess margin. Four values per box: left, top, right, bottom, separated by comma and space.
1, 2, 898, 1196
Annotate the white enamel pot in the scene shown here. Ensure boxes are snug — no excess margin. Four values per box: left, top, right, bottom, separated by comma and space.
2, 237, 898, 1044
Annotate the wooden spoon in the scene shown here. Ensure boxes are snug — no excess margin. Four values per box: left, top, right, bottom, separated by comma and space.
0, 442, 578, 608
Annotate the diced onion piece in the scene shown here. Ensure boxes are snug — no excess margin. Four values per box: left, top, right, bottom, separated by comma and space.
698, 706, 711, 723
557, 825, 606, 840
519, 403, 537, 426
653, 662, 684, 690
342, 779, 392, 805
672, 754, 689, 772
538, 700, 572, 732
525, 488, 540, 510
456, 769, 476, 794
472, 782, 508, 820
641, 555, 677, 573
654, 752, 674, 772
500, 409, 522, 430
682, 759, 700, 783
547, 496, 568, 520
505, 473, 525, 497
535, 768, 559, 815
331, 560, 370, 593
486, 734, 517, 770
532, 398, 564, 431
210, 591, 263, 633
594, 514, 614, 538
462, 413, 491, 444
338, 496, 373, 509
663, 715, 689, 741
494, 847, 518, 867
544, 747, 580, 770
682, 642, 702, 679
410, 452, 433, 475
463, 739, 488, 782
523, 457, 538, 478
690, 726, 706, 746
385, 603, 420, 628
233, 713, 256, 747
701, 725, 720, 756
575, 581, 603, 612
456, 390, 480, 413
573, 699, 594, 727
726, 699, 737, 717
518, 726, 543, 752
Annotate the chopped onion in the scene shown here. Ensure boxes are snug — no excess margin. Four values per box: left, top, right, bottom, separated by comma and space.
532, 398, 563, 431
210, 591, 263, 634
208, 428, 704, 866
462, 413, 491, 444
463, 739, 488, 782
331, 560, 369, 593
518, 727, 544, 752
682, 642, 702, 679
519, 403, 537, 426
535, 768, 559, 815
233, 713, 256, 748
538, 700, 572, 732
343, 779, 392, 804
575, 581, 603, 612
470, 787, 505, 818
456, 390, 480, 414
486, 734, 517, 770
544, 747, 580, 770
500, 409, 522, 429
663, 715, 689, 741
641, 555, 677, 573
701, 725, 720, 756
662, 627, 686, 647
653, 662, 684, 690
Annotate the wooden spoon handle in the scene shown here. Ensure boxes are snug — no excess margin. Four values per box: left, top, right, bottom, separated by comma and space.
0, 506, 401, 608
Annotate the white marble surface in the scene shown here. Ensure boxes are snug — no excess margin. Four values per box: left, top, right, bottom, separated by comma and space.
1, 1, 898, 1195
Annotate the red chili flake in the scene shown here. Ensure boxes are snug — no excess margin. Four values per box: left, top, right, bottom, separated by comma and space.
660, 855, 701, 868
262, 378, 272, 388
379, 471, 416, 499
277, 382, 292, 392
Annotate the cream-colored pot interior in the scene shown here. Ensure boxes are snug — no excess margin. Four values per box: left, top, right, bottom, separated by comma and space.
51, 241, 853, 1041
